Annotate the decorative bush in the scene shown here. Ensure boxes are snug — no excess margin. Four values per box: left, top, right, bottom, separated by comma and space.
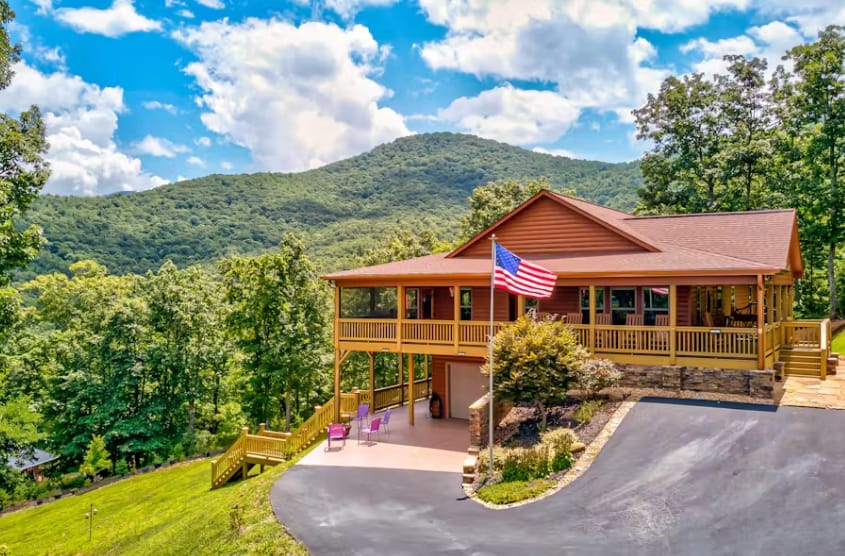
477, 479, 555, 505
574, 358, 622, 399
540, 428, 577, 453
114, 459, 130, 475
501, 445, 550, 482
574, 399, 604, 424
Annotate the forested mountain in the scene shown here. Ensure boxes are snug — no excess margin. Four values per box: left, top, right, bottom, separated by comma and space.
23, 133, 642, 277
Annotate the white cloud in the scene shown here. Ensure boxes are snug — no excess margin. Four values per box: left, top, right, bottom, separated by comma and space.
438, 85, 580, 144
221, 161, 233, 170
324, 0, 398, 19
29, 0, 52, 15
532, 146, 580, 159
195, 136, 212, 147
142, 100, 178, 114
187, 156, 205, 166
753, 1, 845, 37
681, 20, 803, 76
0, 62, 166, 195
133, 135, 191, 158
177, 9, 195, 18
173, 18, 409, 171
55, 0, 161, 38
195, 0, 224, 8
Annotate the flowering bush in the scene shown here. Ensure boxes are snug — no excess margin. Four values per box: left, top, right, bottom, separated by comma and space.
574, 358, 622, 399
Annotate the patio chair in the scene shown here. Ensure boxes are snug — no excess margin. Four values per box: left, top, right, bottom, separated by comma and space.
353, 404, 369, 431
595, 313, 612, 325
382, 408, 391, 435
358, 417, 381, 444
326, 423, 346, 450
565, 312, 583, 324
654, 314, 670, 349
624, 313, 644, 350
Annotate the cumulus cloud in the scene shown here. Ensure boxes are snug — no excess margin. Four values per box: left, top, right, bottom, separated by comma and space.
177, 9, 195, 18
195, 0, 224, 9
532, 146, 580, 159
324, 0, 398, 19
55, 0, 161, 38
0, 63, 166, 195
173, 18, 409, 171
220, 161, 233, 170
142, 100, 178, 114
133, 136, 191, 157
438, 85, 580, 144
419, 1, 672, 142
195, 136, 212, 147
187, 155, 205, 166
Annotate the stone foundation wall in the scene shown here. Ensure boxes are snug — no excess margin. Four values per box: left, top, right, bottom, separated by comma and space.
616, 364, 774, 400
468, 393, 513, 448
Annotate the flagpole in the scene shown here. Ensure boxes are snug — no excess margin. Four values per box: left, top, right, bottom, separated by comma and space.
488, 234, 496, 481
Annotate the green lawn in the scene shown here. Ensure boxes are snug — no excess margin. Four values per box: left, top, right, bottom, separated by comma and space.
831, 328, 845, 355
0, 457, 307, 556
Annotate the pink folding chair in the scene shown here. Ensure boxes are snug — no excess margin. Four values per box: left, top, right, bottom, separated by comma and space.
326, 423, 346, 450
358, 417, 381, 444
382, 408, 391, 435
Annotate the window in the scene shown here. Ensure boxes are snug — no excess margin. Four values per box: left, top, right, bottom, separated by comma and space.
579, 287, 605, 323
460, 288, 472, 321
610, 288, 636, 325
405, 288, 418, 319
340, 287, 397, 318
643, 287, 669, 325
525, 297, 539, 316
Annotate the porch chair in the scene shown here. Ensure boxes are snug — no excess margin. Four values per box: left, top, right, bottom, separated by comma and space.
382, 408, 391, 435
326, 423, 346, 450
353, 404, 369, 431
565, 312, 583, 324
654, 314, 670, 349
358, 417, 382, 444
624, 313, 644, 350
595, 313, 612, 325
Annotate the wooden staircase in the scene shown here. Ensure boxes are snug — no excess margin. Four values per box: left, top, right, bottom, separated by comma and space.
211, 392, 361, 489
778, 319, 831, 379
779, 347, 827, 378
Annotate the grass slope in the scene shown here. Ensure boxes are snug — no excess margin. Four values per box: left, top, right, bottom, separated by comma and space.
831, 328, 845, 354
0, 459, 305, 556
23, 133, 642, 278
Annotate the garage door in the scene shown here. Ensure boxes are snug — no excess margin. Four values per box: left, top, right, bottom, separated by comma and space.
449, 362, 487, 419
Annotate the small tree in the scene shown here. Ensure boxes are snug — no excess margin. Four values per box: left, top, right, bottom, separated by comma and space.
486, 316, 588, 430
80, 435, 112, 480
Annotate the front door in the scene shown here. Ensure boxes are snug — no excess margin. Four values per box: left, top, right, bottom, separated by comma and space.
448, 362, 487, 419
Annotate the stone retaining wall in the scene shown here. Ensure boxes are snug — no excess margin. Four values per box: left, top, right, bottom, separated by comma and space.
616, 364, 774, 400
468, 393, 513, 448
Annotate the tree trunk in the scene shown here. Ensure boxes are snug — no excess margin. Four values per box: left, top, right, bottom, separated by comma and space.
829, 242, 838, 318
536, 401, 547, 431
284, 387, 292, 432
188, 399, 195, 435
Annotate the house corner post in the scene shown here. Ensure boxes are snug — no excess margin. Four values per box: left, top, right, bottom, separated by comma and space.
408, 354, 415, 426
453, 285, 461, 353
669, 284, 677, 364
757, 275, 765, 370
333, 285, 341, 422
588, 285, 596, 354
368, 352, 375, 414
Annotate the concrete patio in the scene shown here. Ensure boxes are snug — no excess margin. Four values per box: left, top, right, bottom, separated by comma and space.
297, 400, 470, 473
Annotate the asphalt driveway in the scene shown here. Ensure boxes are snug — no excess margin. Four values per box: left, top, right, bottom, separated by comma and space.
272, 398, 845, 555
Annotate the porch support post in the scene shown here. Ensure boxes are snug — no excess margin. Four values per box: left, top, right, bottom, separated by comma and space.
517, 295, 525, 318
368, 352, 375, 415
669, 284, 677, 364
408, 354, 415, 426
333, 286, 341, 421
766, 282, 774, 324
757, 275, 765, 370
397, 285, 405, 349
453, 285, 461, 353
722, 285, 732, 318
588, 286, 596, 353
788, 286, 795, 319
399, 353, 404, 406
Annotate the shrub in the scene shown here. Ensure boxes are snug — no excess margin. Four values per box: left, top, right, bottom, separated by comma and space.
541, 428, 577, 473
477, 479, 554, 505
477, 446, 508, 476
551, 449, 574, 473
114, 459, 130, 475
574, 358, 622, 399
80, 435, 112, 479
193, 430, 216, 454
169, 443, 185, 461
60, 472, 86, 490
574, 400, 604, 425
501, 445, 550, 482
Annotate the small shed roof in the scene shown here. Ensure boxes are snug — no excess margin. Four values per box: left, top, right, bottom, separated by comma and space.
8, 448, 59, 471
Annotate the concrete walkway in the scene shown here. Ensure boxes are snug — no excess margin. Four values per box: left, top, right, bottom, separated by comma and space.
298, 401, 469, 473
273, 398, 845, 555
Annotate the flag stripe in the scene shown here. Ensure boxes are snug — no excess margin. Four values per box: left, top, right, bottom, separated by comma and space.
493, 243, 556, 298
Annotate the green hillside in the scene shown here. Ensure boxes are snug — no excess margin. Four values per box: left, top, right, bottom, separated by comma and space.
23, 133, 642, 277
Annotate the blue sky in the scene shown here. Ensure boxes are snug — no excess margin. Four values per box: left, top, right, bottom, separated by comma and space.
1, 0, 842, 195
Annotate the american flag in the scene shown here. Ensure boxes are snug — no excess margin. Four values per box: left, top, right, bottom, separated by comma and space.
493, 243, 556, 299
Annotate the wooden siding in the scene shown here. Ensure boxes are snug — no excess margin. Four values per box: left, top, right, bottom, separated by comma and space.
433, 286, 454, 320
677, 285, 691, 326
471, 287, 510, 321
431, 356, 447, 417
539, 286, 580, 315
456, 196, 645, 257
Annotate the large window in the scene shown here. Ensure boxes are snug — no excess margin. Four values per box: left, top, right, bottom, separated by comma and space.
460, 287, 472, 320
340, 287, 397, 318
579, 287, 605, 323
610, 288, 636, 325
643, 287, 669, 325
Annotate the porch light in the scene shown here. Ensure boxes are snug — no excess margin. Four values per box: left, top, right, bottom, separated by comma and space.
458, 351, 465, 356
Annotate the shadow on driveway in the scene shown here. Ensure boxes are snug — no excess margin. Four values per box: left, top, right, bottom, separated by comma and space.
273, 398, 845, 555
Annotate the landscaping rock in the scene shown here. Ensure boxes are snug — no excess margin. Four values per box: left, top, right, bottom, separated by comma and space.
571, 442, 586, 453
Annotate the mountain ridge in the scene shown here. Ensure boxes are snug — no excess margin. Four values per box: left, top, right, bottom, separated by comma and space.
22, 133, 643, 277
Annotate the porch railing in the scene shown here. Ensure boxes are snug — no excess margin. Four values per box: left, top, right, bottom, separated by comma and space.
675, 327, 757, 358
782, 320, 823, 348
372, 377, 432, 411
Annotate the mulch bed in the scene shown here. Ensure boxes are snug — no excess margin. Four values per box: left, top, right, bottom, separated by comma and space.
494, 397, 621, 448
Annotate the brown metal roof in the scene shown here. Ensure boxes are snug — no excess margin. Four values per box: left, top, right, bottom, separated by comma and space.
323, 191, 801, 281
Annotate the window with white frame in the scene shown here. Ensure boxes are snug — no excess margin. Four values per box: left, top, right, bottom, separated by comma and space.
610, 288, 636, 325
643, 287, 669, 325
579, 287, 605, 323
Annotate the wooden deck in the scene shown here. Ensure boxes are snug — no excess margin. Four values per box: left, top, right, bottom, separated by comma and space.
336, 317, 830, 374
